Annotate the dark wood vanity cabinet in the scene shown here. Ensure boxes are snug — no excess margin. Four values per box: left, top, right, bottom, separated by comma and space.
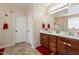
40, 33, 49, 49
40, 33, 79, 55
49, 35, 56, 53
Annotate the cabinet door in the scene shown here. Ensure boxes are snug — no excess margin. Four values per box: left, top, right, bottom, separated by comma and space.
40, 33, 48, 49
67, 45, 79, 55
67, 39, 79, 55
49, 35, 56, 53
57, 37, 66, 54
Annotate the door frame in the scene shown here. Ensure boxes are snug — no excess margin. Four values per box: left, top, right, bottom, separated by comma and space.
14, 15, 27, 44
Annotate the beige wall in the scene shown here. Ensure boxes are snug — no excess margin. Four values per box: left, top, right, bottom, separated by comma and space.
32, 4, 55, 48
0, 4, 27, 48
33, 4, 47, 47
26, 4, 51, 48
26, 4, 34, 47
0, 4, 55, 48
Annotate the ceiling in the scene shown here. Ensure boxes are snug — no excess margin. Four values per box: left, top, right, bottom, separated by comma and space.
0, 3, 63, 12
45, 3, 62, 9
0, 3, 60, 9
0, 3, 31, 8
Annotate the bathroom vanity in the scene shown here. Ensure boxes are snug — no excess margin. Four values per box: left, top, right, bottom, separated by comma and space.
40, 31, 79, 55
40, 4, 79, 55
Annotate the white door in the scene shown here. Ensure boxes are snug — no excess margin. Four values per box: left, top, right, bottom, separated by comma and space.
26, 14, 33, 47
15, 15, 26, 43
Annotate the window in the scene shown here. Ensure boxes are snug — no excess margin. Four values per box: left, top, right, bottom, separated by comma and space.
68, 17, 79, 29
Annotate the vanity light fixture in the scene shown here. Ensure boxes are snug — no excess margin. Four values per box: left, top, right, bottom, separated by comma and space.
49, 3, 70, 14
49, 3, 68, 12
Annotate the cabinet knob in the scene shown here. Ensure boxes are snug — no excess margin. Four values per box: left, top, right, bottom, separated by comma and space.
64, 42, 66, 44
68, 44, 71, 46
63, 42, 71, 46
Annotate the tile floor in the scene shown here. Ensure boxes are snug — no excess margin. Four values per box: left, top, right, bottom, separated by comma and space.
3, 42, 41, 55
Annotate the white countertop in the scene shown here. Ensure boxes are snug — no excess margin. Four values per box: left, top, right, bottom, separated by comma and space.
40, 30, 79, 40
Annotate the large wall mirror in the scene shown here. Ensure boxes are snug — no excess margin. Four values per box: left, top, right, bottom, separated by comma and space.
53, 4, 79, 31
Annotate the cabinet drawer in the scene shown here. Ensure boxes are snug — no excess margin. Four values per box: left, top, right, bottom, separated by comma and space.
40, 33, 48, 37
69, 39, 79, 46
57, 36, 67, 42
42, 35, 48, 39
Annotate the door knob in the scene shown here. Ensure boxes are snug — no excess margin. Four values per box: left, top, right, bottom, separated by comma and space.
15, 30, 17, 32
28, 30, 30, 32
